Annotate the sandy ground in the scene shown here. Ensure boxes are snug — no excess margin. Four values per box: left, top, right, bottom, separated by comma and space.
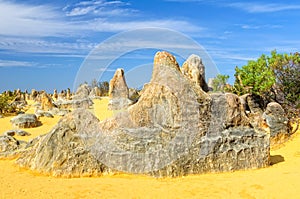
0, 99, 299, 199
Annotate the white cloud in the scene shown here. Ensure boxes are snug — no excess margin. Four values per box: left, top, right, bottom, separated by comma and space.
0, 60, 36, 67
65, 0, 134, 17
85, 19, 202, 33
0, 1, 201, 37
229, 2, 300, 13
164, 0, 300, 13
239, 24, 282, 30
0, 1, 74, 37
0, 1, 203, 57
0, 36, 96, 54
209, 50, 256, 62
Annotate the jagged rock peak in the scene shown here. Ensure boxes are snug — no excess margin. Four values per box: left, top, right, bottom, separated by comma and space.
181, 54, 208, 92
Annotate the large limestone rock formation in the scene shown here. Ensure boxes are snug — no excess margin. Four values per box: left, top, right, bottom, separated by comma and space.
108, 68, 133, 110
181, 54, 209, 92
15, 51, 270, 177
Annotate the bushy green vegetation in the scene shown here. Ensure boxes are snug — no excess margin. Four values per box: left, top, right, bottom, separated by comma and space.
268, 51, 300, 109
233, 50, 300, 119
233, 54, 275, 96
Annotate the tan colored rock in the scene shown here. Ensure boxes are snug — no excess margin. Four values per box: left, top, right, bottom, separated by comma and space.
15, 51, 270, 178
40, 92, 54, 111
10, 114, 41, 128
31, 89, 38, 100
58, 90, 66, 100
181, 54, 209, 92
108, 68, 133, 110
53, 89, 58, 100
16, 109, 111, 177
263, 102, 289, 147
89, 87, 102, 98
109, 69, 129, 99
66, 88, 72, 100
225, 93, 250, 127
11, 90, 27, 109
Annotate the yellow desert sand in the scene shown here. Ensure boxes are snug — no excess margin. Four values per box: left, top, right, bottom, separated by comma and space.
0, 99, 299, 199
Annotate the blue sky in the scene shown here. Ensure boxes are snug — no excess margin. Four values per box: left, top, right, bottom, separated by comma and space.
0, 0, 299, 92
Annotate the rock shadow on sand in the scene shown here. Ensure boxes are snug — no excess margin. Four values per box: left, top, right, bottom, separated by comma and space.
270, 155, 285, 165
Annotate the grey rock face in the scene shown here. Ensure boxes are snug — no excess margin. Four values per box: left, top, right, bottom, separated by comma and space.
16, 109, 111, 177
10, 114, 41, 128
0, 135, 27, 158
74, 84, 90, 98
71, 84, 93, 109
151, 127, 269, 177
263, 102, 289, 146
0, 135, 20, 153
150, 91, 268, 177
240, 93, 265, 115
239, 93, 267, 130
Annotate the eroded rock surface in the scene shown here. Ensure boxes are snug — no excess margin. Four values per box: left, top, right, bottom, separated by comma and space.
16, 109, 112, 177
15, 51, 270, 177
0, 135, 26, 158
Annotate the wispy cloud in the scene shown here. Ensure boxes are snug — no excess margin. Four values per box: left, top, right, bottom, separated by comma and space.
0, 60, 36, 67
0, 0, 203, 57
239, 24, 282, 30
229, 2, 300, 13
64, 0, 135, 17
0, 1, 202, 37
164, 0, 300, 13
0, 36, 96, 55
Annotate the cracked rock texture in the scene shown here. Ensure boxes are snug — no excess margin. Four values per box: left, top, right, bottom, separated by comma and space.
15, 51, 270, 177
